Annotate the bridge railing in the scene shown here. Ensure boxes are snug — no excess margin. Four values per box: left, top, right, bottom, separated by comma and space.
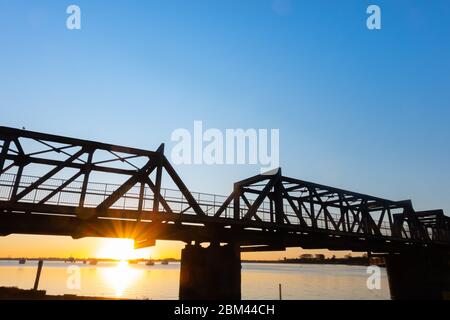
0, 172, 394, 237
0, 172, 228, 217
0, 173, 445, 243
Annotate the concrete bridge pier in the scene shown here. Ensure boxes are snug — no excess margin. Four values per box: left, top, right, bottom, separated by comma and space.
386, 249, 450, 300
179, 243, 241, 300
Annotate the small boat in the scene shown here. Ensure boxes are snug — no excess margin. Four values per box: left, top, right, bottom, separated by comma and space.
161, 260, 169, 265
146, 260, 155, 266
19, 258, 26, 265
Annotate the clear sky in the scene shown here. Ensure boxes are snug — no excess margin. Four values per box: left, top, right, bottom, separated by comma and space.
1, 0, 450, 260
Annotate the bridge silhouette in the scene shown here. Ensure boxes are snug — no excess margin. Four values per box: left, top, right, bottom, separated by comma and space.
1, 126, 449, 300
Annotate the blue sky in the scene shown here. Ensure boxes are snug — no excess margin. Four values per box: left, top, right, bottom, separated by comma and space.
1, 0, 450, 215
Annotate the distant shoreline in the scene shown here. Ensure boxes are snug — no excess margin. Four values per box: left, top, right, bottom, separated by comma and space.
244, 257, 383, 267
0, 257, 383, 267
0, 258, 178, 263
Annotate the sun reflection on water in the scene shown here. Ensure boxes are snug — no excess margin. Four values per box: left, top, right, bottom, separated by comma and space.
100, 261, 143, 298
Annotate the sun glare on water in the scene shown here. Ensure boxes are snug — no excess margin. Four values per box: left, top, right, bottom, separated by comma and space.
96, 239, 153, 298
100, 260, 143, 297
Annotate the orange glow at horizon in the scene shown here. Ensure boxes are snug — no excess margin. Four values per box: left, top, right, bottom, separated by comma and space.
96, 239, 153, 260
0, 235, 353, 260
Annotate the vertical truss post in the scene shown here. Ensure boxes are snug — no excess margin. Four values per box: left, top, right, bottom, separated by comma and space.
233, 183, 241, 220
10, 139, 26, 200
436, 214, 445, 241
392, 214, 404, 238
79, 151, 94, 207
324, 207, 329, 230
361, 208, 370, 235
138, 182, 145, 213
309, 189, 317, 228
10, 165, 24, 200
153, 145, 164, 212
0, 139, 11, 173
386, 208, 394, 237
273, 179, 284, 225
339, 195, 347, 232
269, 199, 274, 223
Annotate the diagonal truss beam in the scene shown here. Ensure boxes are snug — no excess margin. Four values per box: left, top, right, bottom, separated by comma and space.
242, 173, 281, 220
12, 148, 86, 202
97, 160, 157, 212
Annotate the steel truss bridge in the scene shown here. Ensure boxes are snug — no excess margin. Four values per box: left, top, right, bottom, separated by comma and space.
0, 126, 449, 254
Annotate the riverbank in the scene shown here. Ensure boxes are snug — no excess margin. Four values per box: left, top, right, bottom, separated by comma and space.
0, 287, 123, 300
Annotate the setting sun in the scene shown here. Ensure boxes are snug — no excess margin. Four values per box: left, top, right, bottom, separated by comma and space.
96, 239, 153, 260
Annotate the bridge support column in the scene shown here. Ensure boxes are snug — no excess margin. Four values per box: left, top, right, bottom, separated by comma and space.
179, 243, 241, 300
386, 250, 450, 300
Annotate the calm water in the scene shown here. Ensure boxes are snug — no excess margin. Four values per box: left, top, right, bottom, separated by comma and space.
0, 261, 390, 300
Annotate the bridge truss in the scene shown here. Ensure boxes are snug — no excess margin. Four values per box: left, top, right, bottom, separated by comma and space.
0, 126, 449, 253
